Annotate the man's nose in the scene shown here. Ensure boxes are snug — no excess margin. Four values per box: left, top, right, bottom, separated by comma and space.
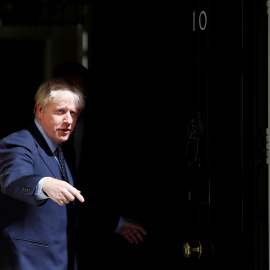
64, 112, 73, 123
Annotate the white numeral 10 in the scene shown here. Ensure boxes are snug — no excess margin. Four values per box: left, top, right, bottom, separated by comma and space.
193, 11, 207, 31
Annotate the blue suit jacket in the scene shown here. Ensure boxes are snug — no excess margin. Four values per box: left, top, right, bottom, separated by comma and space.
0, 121, 77, 270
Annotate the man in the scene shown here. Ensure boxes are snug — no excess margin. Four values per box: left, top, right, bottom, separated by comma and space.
53, 62, 147, 244
0, 77, 146, 270
53, 62, 148, 268
0, 77, 85, 269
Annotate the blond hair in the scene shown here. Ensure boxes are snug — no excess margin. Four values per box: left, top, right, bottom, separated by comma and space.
33, 77, 86, 116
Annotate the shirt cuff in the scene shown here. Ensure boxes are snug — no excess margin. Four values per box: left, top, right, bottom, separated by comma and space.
35, 177, 49, 200
114, 216, 124, 233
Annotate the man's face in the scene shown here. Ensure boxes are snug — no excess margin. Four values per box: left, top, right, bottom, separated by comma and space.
37, 94, 79, 144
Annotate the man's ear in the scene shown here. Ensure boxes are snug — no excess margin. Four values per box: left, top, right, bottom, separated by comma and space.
36, 104, 43, 116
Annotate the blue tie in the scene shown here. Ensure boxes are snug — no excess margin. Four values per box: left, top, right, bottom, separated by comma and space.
55, 145, 69, 182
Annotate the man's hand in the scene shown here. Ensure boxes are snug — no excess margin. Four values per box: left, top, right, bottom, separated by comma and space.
43, 177, 84, 206
117, 217, 147, 244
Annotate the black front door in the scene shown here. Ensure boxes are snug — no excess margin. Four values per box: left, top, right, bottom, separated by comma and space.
92, 1, 268, 269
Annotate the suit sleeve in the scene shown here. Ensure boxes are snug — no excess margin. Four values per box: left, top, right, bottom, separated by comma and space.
0, 132, 47, 206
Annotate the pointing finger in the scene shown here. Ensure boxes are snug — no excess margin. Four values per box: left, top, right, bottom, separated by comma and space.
68, 187, 84, 202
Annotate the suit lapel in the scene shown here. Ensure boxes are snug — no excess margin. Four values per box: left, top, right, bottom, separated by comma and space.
36, 142, 62, 180
27, 121, 62, 180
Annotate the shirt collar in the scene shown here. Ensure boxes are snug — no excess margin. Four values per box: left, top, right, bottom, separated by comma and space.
34, 118, 58, 153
